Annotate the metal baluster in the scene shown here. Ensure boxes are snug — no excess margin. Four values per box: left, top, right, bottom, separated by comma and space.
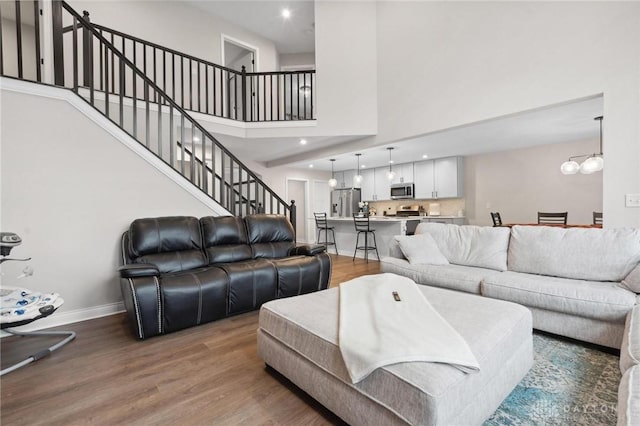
311, 72, 314, 119
289, 73, 293, 120
303, 73, 307, 119
72, 17, 78, 92
190, 125, 195, 182
205, 65, 209, 114
110, 33, 114, 93
153, 47, 157, 102
201, 130, 207, 193
226, 70, 231, 119
14, 0, 23, 79
270, 75, 273, 121
256, 74, 260, 121
220, 150, 225, 208
180, 115, 185, 174
172, 53, 175, 102
181, 56, 184, 108
297, 73, 300, 120
262, 74, 266, 121
99, 30, 103, 91
234, 72, 238, 120
250, 74, 254, 121
197, 62, 201, 112
132, 41, 137, 137
33, 0, 41, 82
277, 74, 280, 121
104, 40, 109, 117
213, 66, 217, 116
157, 93, 162, 158
229, 158, 235, 215
163, 50, 166, 101
145, 81, 150, 147
169, 105, 174, 167
189, 59, 193, 110
120, 36, 125, 96
119, 57, 124, 126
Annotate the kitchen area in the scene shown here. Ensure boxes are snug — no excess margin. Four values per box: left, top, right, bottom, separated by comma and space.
324, 156, 466, 259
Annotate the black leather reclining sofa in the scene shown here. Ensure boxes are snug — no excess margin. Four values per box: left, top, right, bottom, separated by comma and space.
118, 214, 331, 339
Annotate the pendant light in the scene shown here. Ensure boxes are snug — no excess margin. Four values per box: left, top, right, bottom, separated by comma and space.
354, 153, 363, 186
328, 159, 338, 188
560, 116, 604, 175
386, 147, 396, 181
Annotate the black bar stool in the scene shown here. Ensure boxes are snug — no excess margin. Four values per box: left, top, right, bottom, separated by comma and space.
314, 212, 337, 254
352, 214, 379, 263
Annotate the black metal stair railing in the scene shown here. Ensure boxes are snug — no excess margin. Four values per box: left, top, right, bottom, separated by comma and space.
88, 21, 315, 122
47, 1, 294, 223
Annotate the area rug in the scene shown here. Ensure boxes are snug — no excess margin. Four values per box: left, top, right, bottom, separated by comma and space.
485, 332, 620, 425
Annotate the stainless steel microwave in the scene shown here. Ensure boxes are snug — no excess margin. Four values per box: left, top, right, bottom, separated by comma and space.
390, 183, 415, 199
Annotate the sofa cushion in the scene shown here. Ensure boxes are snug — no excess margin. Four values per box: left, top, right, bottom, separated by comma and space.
508, 226, 640, 282
618, 365, 640, 426
380, 257, 500, 294
160, 266, 229, 333
128, 216, 206, 273
270, 254, 331, 298
394, 233, 449, 266
415, 223, 510, 271
217, 259, 278, 314
622, 264, 640, 293
481, 271, 636, 322
245, 214, 296, 259
621, 305, 640, 374
200, 216, 252, 264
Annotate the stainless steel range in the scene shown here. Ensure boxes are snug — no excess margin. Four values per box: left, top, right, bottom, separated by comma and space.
395, 205, 421, 217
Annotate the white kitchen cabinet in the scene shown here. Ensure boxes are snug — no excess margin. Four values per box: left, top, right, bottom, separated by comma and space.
374, 166, 391, 200
391, 163, 414, 184
414, 157, 463, 199
343, 170, 357, 188
360, 168, 376, 201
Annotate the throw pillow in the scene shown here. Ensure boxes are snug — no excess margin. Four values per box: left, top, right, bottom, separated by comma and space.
394, 234, 449, 266
622, 263, 640, 293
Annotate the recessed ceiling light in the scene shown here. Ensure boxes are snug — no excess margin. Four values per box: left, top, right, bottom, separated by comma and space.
308, 164, 314, 168
281, 8, 291, 19
361, 164, 366, 168
299, 139, 307, 145
422, 154, 428, 159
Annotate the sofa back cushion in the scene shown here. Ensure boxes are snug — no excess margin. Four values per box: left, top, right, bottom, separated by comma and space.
415, 223, 511, 271
508, 226, 640, 281
127, 216, 206, 273
200, 216, 252, 264
245, 214, 295, 258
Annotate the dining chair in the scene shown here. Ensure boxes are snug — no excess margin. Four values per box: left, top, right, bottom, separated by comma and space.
313, 213, 337, 254
490, 212, 502, 227
537, 212, 568, 225
352, 214, 379, 263
593, 212, 603, 226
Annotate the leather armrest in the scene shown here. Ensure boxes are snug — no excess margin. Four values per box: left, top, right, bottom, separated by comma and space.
118, 263, 160, 278
290, 244, 326, 256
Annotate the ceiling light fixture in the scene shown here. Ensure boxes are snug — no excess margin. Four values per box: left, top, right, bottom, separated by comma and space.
560, 116, 604, 175
308, 164, 314, 168
354, 154, 363, 185
386, 147, 396, 181
328, 159, 337, 188
300, 85, 311, 98
422, 154, 428, 159
281, 8, 291, 19
299, 139, 307, 145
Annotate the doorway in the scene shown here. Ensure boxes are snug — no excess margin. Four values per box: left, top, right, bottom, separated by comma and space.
286, 178, 309, 243
221, 35, 258, 120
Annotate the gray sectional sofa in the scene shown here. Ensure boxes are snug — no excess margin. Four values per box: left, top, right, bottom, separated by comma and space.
381, 223, 640, 349
381, 222, 640, 425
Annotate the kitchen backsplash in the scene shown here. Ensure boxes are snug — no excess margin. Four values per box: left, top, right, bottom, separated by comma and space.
368, 198, 466, 217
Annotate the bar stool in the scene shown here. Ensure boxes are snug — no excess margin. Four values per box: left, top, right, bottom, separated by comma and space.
352, 214, 379, 263
314, 213, 337, 254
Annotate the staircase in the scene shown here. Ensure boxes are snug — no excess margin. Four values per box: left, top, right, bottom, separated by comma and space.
0, 0, 312, 230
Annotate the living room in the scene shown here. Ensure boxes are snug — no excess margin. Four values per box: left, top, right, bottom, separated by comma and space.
1, 1, 639, 424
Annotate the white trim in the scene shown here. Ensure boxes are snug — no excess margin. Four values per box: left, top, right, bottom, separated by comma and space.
0, 302, 125, 336
1, 77, 229, 216
286, 177, 312, 244
221, 34, 260, 71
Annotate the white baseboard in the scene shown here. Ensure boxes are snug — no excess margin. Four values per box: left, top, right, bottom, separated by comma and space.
0, 302, 124, 337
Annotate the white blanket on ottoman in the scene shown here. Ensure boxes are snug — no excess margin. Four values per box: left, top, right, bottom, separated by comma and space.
338, 273, 480, 383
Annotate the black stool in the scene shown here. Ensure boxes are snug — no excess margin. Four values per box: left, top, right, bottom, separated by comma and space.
352, 214, 379, 263
314, 213, 337, 254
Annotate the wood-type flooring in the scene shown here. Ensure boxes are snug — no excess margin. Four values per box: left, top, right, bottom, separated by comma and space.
1, 255, 380, 425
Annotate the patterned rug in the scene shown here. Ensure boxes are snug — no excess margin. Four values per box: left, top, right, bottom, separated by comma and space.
484, 332, 620, 425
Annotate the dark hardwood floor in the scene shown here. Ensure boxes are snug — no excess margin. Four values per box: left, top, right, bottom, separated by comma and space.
1, 255, 380, 425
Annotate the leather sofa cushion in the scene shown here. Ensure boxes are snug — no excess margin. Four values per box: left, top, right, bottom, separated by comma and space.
128, 216, 207, 273
129, 216, 203, 256
200, 216, 252, 264
271, 254, 331, 298
160, 267, 229, 334
218, 259, 277, 314
481, 271, 636, 322
245, 214, 295, 258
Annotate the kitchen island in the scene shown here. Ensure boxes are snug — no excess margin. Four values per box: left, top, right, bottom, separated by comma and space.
323, 217, 420, 259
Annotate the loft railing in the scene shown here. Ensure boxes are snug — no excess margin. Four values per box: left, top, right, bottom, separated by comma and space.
0, 1, 43, 83
0, 0, 296, 227
87, 22, 315, 122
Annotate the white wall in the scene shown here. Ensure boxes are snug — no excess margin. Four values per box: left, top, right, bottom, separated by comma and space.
68, 0, 279, 72
279, 53, 315, 70
0, 89, 222, 318
373, 1, 640, 227
314, 1, 378, 137
464, 139, 603, 226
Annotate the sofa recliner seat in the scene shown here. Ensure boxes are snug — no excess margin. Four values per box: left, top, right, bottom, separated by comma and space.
118, 214, 331, 339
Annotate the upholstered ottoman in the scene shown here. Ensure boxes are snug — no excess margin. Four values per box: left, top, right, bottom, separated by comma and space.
257, 284, 533, 425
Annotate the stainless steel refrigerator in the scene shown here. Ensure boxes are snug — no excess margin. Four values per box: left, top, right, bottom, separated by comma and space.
331, 188, 361, 218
